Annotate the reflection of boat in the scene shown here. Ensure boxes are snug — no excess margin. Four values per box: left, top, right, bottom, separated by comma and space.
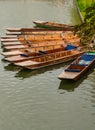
58, 77, 84, 92
58, 52, 95, 81
33, 21, 74, 31
15, 62, 68, 79
4, 63, 21, 71
14, 47, 84, 70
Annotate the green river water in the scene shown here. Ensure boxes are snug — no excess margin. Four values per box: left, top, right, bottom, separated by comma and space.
0, 0, 95, 130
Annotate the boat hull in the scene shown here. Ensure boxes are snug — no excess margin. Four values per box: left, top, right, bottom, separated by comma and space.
58, 52, 95, 81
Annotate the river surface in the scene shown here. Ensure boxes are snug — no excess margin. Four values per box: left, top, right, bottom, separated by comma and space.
0, 0, 95, 130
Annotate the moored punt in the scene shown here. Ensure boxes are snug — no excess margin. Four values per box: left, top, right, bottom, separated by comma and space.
14, 49, 84, 70
1, 35, 17, 39
1, 38, 18, 42
18, 33, 63, 42
1, 42, 65, 57
1, 50, 24, 57
6, 28, 22, 32
2, 41, 23, 46
6, 27, 64, 33
18, 31, 77, 42
4, 43, 77, 63
33, 21, 74, 31
4, 44, 28, 50
2, 40, 65, 51
58, 52, 95, 81
6, 32, 21, 35
4, 46, 66, 63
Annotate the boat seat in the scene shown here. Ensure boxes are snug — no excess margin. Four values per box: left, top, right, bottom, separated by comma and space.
20, 54, 29, 57
71, 63, 88, 66
65, 69, 80, 72
65, 44, 77, 50
81, 54, 95, 61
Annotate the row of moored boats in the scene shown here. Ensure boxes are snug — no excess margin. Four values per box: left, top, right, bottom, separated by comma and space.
1, 21, 95, 81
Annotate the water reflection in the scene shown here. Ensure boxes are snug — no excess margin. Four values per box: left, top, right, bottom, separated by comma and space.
58, 78, 84, 92
4, 63, 21, 71
58, 68, 95, 92
15, 62, 68, 79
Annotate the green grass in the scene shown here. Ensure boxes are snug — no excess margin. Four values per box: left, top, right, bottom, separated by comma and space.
77, 0, 95, 16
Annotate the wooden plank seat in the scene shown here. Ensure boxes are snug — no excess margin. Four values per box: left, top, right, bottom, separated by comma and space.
65, 69, 80, 72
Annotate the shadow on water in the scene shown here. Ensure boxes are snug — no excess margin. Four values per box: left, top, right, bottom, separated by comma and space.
58, 68, 95, 92
58, 78, 84, 92
4, 63, 22, 71
2, 59, 74, 79
15, 62, 69, 79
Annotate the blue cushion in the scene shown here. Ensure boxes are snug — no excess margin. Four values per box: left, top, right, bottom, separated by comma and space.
20, 54, 29, 57
39, 50, 48, 54
66, 44, 77, 50
81, 54, 95, 61
65, 69, 80, 72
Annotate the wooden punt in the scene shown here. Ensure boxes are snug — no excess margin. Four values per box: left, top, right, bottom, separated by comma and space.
6, 27, 64, 32
6, 28, 21, 32
58, 52, 95, 81
1, 35, 17, 39
33, 21, 74, 31
1, 38, 18, 42
18, 33, 63, 42
4, 46, 66, 63
4, 44, 78, 63
1, 41, 65, 57
14, 49, 84, 70
6, 32, 21, 35
4, 44, 28, 50
3, 39, 65, 50
2, 31, 79, 47
21, 31, 80, 44
2, 41, 23, 46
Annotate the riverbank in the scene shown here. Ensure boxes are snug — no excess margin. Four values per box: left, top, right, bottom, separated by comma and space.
75, 0, 95, 47
77, 0, 95, 16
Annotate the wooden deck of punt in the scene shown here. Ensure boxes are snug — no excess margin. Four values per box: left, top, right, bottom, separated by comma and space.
6, 28, 64, 32
58, 52, 95, 81
3, 40, 65, 50
18, 31, 80, 44
1, 42, 65, 57
2, 41, 23, 46
4, 46, 66, 63
4, 45, 28, 50
14, 50, 84, 70
21, 31, 63, 35
1, 38, 18, 42
33, 21, 74, 31
2, 39, 64, 47
6, 32, 21, 35
1, 35, 17, 39
18, 32, 63, 42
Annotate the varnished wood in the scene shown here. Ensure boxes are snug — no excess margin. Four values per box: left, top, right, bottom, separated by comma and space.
58, 52, 95, 81
14, 50, 84, 70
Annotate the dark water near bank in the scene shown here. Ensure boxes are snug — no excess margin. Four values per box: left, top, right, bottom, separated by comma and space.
0, 0, 95, 130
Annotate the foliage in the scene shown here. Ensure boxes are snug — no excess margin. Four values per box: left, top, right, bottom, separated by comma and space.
74, 3, 95, 45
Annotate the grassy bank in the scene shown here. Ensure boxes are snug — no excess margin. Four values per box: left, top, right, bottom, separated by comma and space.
77, 0, 95, 16
75, 1, 95, 48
